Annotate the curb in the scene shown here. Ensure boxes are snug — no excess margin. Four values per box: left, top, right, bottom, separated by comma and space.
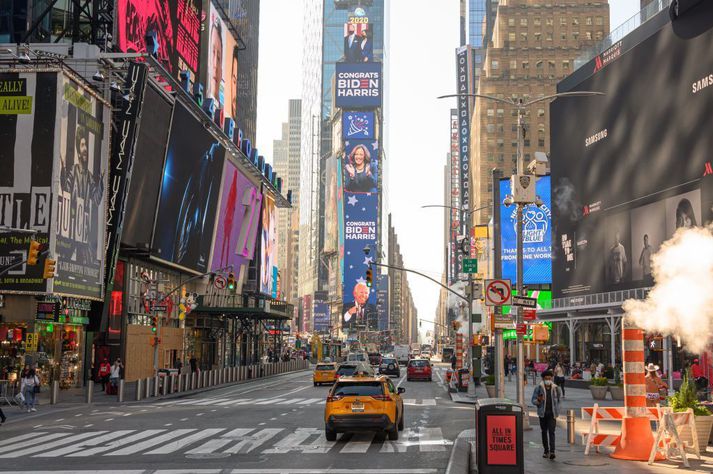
446, 435, 473, 474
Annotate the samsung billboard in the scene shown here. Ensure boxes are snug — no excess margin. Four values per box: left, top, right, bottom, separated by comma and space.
550, 5, 713, 299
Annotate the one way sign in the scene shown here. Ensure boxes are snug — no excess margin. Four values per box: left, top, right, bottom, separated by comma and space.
512, 295, 537, 308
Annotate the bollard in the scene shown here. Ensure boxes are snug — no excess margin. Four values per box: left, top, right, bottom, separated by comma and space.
50, 380, 59, 405
191, 372, 196, 390
86, 380, 94, 404
169, 374, 176, 394
136, 379, 143, 401
153, 376, 160, 397
118, 379, 125, 402
145, 377, 152, 399
567, 409, 576, 445
161, 376, 168, 396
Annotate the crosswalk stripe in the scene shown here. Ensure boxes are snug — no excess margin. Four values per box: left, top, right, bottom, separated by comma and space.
0, 432, 47, 448
1, 432, 104, 458
35, 430, 135, 457
214, 398, 250, 406
145, 428, 225, 454
380, 428, 416, 453
224, 428, 283, 454
255, 398, 285, 405
420, 399, 437, 406
277, 398, 301, 404
107, 429, 196, 456
419, 427, 446, 452
187, 428, 252, 454
0, 433, 85, 457
191, 398, 231, 406
171, 399, 202, 405
68, 430, 166, 457
340, 432, 374, 453
297, 398, 322, 405
402, 399, 416, 404
262, 428, 315, 454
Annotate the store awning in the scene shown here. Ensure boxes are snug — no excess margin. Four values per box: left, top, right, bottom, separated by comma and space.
193, 293, 293, 321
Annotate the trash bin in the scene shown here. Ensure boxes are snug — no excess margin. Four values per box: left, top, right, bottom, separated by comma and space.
475, 398, 524, 473
457, 368, 470, 392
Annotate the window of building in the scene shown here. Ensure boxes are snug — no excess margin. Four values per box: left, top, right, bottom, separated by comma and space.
475, 54, 483, 63
511, 124, 518, 132
560, 32, 567, 40
586, 16, 593, 25
491, 59, 499, 69
487, 109, 494, 118
511, 154, 518, 163
486, 124, 495, 134
572, 17, 579, 25
509, 59, 517, 70
487, 139, 495, 148
511, 140, 518, 148
508, 32, 516, 42
534, 18, 541, 26
524, 139, 531, 147
496, 108, 504, 117
546, 18, 553, 26
546, 31, 553, 41
521, 60, 529, 70
520, 32, 527, 42
537, 108, 545, 117
585, 31, 592, 40
572, 31, 579, 40
538, 138, 545, 147
534, 31, 542, 41
548, 60, 555, 70
536, 60, 543, 70
560, 17, 567, 26
596, 16, 604, 26
511, 109, 518, 117
498, 153, 504, 163
487, 153, 495, 162
497, 138, 504, 148
508, 18, 515, 27
595, 31, 604, 40
562, 60, 570, 70
520, 18, 528, 26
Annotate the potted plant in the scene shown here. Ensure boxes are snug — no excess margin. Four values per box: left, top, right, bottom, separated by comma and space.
484, 374, 496, 398
668, 371, 713, 452
589, 377, 609, 400
610, 368, 624, 400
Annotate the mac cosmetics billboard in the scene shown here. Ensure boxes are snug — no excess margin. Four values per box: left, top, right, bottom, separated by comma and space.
259, 194, 278, 298
551, 5, 713, 299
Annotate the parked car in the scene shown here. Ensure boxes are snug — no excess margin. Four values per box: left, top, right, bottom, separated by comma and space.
407, 359, 432, 381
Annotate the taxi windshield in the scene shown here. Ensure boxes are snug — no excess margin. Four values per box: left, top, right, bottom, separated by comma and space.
333, 381, 383, 397
316, 364, 335, 371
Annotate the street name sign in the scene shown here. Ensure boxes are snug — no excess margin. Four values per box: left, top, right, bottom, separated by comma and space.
512, 295, 537, 308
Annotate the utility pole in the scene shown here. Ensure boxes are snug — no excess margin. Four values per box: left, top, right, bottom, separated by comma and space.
514, 99, 528, 429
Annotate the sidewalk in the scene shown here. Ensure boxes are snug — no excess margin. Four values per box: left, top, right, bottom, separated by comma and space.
454, 376, 713, 472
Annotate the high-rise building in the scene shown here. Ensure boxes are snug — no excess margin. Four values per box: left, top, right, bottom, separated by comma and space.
300, 0, 385, 314
469, 0, 609, 226
387, 214, 418, 345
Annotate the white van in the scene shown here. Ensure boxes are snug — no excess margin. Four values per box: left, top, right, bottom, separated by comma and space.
346, 351, 368, 363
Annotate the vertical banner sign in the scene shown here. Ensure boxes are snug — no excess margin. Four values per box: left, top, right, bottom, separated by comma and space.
376, 273, 389, 331
0, 72, 56, 294
104, 62, 148, 296
449, 108, 461, 284
486, 415, 517, 465
54, 75, 111, 300
313, 290, 330, 333
259, 194, 278, 297
456, 46, 471, 278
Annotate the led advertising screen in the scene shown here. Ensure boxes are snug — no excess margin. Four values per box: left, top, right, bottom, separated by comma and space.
499, 176, 552, 285
376, 272, 389, 331
202, 1, 240, 120
0, 72, 58, 294
313, 290, 330, 333
343, 139, 378, 194
54, 75, 111, 300
336, 157, 345, 287
343, 21, 373, 63
550, 6, 713, 299
116, 0, 202, 82
342, 192, 378, 333
230, 0, 260, 143
324, 156, 339, 254
153, 103, 225, 273
342, 111, 374, 140
335, 62, 382, 109
121, 85, 173, 248
210, 160, 262, 274
259, 194, 278, 297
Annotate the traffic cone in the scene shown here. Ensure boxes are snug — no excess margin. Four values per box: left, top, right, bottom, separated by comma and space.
610, 323, 663, 461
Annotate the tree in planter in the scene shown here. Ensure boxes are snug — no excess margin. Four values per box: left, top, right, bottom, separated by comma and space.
668, 370, 713, 452
589, 377, 609, 400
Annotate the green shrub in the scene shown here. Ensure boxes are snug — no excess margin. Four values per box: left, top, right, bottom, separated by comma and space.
590, 377, 609, 387
484, 374, 495, 385
668, 370, 712, 417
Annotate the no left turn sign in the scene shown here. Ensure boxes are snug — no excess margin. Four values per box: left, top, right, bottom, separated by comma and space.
485, 279, 512, 306
214, 275, 227, 290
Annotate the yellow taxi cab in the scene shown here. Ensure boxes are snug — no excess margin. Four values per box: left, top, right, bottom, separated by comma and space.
313, 362, 337, 386
324, 374, 405, 441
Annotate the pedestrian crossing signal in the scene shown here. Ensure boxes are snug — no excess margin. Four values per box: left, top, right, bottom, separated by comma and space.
365, 269, 373, 287
27, 240, 41, 266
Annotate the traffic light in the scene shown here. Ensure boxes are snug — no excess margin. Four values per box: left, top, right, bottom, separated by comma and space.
365, 268, 373, 287
150, 315, 158, 333
27, 240, 41, 265
451, 320, 461, 330
227, 272, 236, 293
42, 258, 56, 279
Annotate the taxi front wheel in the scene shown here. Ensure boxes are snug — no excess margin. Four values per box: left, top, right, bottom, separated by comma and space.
325, 427, 337, 441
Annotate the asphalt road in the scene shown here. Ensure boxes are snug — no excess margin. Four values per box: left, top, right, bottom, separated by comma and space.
0, 363, 473, 473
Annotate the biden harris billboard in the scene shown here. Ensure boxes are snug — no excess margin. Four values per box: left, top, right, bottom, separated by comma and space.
335, 62, 382, 109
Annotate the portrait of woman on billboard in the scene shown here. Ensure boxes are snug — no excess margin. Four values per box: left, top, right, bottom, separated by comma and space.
260, 197, 277, 295
344, 143, 376, 193
229, 45, 239, 118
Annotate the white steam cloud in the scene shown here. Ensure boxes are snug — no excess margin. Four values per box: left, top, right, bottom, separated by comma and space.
447, 282, 469, 335
624, 226, 713, 354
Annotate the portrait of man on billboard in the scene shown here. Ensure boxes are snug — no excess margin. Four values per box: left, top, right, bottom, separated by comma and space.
343, 23, 372, 63
209, 11, 224, 104
343, 282, 377, 331
344, 142, 377, 194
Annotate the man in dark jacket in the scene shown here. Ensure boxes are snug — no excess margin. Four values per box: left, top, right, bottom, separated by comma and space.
450, 353, 457, 370
531, 369, 562, 460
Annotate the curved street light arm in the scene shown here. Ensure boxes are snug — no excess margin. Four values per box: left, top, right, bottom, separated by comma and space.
523, 91, 605, 107
371, 261, 469, 304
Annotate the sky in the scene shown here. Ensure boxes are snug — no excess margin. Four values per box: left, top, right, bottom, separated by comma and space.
256, 0, 642, 338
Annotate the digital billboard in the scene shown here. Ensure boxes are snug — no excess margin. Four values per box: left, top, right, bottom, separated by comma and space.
343, 139, 378, 194
336, 157, 346, 287
259, 194, 278, 297
54, 75, 111, 300
324, 156, 339, 254
551, 6, 713, 299
202, 1, 240, 120
342, 192, 378, 333
342, 111, 374, 139
376, 272, 389, 331
153, 103, 225, 273
116, 0, 202, 82
343, 21, 373, 63
335, 62, 382, 109
230, 0, 260, 143
499, 176, 552, 285
0, 72, 58, 294
210, 160, 262, 275
313, 290, 330, 333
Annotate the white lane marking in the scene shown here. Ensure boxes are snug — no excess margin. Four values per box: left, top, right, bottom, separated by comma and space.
192, 398, 232, 406
419, 427, 447, 452
107, 429, 195, 456
164, 423, 173, 426
277, 398, 302, 404
1, 432, 104, 458
224, 428, 282, 454
262, 428, 315, 454
255, 398, 285, 405
0, 432, 48, 448
104, 418, 114, 422
297, 398, 322, 405
145, 428, 225, 454
35, 430, 135, 457
214, 398, 250, 406
395, 373, 406, 388
84, 424, 94, 428
68, 430, 165, 457
180, 418, 189, 421
339, 432, 375, 453
380, 428, 416, 453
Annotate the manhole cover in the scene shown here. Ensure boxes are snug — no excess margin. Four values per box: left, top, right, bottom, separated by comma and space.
563, 460, 611, 466
185, 453, 232, 459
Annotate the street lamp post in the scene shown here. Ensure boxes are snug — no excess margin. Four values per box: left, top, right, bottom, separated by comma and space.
438, 90, 603, 425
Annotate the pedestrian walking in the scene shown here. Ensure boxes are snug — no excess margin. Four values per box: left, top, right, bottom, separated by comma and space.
98, 358, 111, 391
450, 353, 457, 371
531, 369, 562, 460
189, 355, 198, 373
644, 363, 667, 407
554, 362, 566, 398
110, 358, 124, 389
20, 366, 40, 413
